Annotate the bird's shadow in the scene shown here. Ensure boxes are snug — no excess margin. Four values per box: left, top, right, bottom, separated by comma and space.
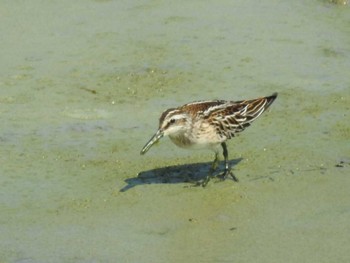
120, 158, 243, 192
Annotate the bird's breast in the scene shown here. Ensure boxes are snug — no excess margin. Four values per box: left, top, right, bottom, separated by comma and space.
168, 128, 223, 151
169, 134, 193, 149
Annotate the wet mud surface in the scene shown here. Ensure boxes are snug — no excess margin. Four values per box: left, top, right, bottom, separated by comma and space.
0, 1, 349, 262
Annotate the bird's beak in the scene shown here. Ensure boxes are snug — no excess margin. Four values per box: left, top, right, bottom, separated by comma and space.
140, 129, 164, 155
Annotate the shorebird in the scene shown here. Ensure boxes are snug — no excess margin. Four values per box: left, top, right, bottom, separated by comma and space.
140, 92, 277, 186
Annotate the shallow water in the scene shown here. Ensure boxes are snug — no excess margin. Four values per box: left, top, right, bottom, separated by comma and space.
1, 0, 349, 262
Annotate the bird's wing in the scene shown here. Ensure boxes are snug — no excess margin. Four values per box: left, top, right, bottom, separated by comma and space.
209, 95, 274, 139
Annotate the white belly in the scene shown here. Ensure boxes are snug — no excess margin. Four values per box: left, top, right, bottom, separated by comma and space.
169, 129, 224, 151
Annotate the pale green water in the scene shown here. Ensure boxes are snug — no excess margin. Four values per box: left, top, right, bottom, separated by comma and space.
0, 1, 349, 262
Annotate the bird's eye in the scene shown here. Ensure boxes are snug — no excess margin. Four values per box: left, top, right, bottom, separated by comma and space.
170, 118, 175, 124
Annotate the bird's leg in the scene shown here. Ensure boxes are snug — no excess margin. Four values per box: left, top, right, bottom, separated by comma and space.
200, 152, 219, 187
218, 142, 238, 182
198, 143, 238, 187
210, 151, 219, 172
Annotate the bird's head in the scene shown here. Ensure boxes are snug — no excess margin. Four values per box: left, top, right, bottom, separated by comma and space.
140, 109, 190, 155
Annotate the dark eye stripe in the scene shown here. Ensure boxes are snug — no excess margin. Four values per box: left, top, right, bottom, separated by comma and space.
163, 119, 175, 130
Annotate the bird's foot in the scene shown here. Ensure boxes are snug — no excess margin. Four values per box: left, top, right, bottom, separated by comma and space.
189, 176, 211, 187
189, 169, 238, 188
215, 168, 239, 182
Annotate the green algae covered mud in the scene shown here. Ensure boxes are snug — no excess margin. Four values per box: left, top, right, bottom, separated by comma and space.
0, 0, 349, 262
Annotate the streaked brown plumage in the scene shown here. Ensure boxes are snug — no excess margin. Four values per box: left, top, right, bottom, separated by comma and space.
141, 92, 278, 186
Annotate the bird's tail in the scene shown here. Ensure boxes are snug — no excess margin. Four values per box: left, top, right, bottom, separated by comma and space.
264, 92, 278, 110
